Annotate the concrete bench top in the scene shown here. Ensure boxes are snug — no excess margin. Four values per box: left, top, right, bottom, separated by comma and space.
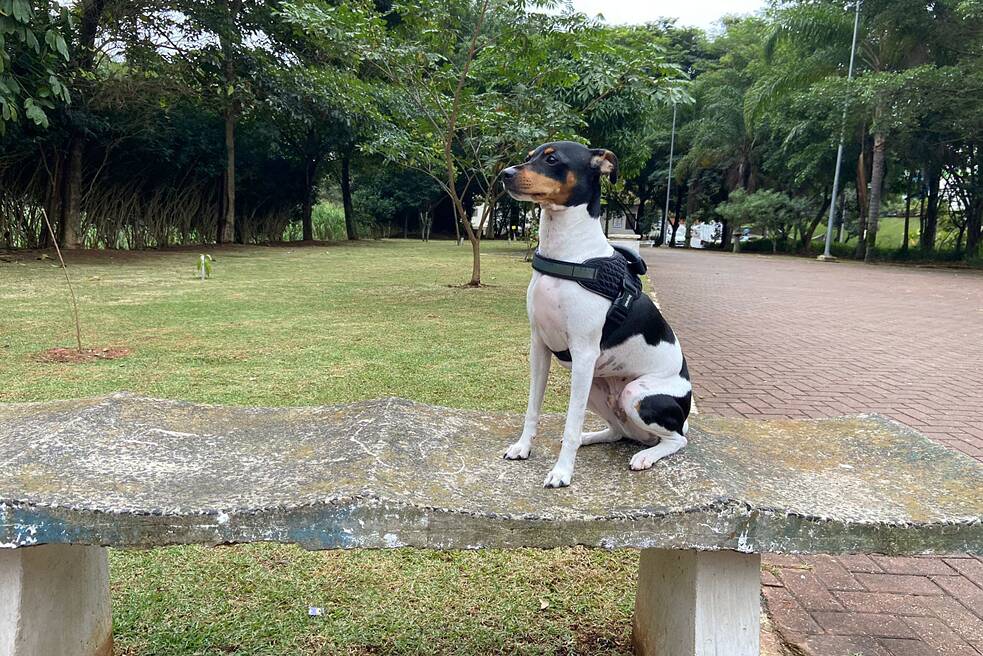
1, 393, 980, 554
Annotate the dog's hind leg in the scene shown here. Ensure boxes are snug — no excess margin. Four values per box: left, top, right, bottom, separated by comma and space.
505, 331, 552, 460
581, 379, 627, 446
620, 375, 692, 471
581, 428, 622, 445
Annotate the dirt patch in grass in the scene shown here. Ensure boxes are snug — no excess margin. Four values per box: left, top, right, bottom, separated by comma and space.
36, 346, 132, 363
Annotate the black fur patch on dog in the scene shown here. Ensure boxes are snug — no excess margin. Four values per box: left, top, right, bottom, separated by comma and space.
552, 349, 572, 362
638, 392, 692, 434
600, 294, 676, 350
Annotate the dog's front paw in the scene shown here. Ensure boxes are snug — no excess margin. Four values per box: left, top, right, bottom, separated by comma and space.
543, 466, 572, 488
503, 442, 531, 460
629, 452, 658, 471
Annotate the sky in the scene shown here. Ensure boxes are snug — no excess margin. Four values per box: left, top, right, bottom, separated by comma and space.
568, 0, 767, 31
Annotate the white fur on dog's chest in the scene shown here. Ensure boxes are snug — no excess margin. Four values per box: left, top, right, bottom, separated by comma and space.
527, 273, 607, 357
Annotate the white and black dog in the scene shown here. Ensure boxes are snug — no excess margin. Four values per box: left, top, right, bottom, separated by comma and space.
501, 141, 692, 488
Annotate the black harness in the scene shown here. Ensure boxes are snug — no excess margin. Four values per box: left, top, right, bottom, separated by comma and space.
531, 245, 647, 330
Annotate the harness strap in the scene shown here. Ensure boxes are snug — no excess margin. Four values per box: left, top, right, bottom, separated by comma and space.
531, 252, 599, 282
607, 279, 636, 327
531, 248, 645, 333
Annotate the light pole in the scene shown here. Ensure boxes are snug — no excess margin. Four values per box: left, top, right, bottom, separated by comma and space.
819, 0, 862, 261
660, 102, 678, 246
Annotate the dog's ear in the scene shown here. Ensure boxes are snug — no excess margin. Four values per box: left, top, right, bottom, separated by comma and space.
591, 149, 619, 184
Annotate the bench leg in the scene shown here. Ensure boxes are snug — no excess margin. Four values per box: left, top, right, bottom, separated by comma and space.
0, 545, 112, 656
632, 549, 760, 656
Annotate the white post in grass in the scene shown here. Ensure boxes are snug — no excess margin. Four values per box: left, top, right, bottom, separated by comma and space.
632, 549, 761, 656
0, 545, 113, 656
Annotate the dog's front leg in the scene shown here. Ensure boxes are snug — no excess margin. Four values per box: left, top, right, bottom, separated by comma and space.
544, 345, 599, 488
504, 331, 552, 460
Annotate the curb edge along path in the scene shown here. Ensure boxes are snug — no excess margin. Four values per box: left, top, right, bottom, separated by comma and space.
643, 248, 983, 656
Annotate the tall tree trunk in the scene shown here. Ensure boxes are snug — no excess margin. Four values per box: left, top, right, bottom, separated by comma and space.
968, 147, 982, 258
635, 192, 649, 232
301, 155, 318, 241
854, 144, 870, 258
864, 130, 887, 263
684, 179, 698, 248
44, 153, 62, 249
920, 161, 942, 251
216, 0, 241, 245
219, 108, 236, 243
469, 232, 481, 284
902, 170, 913, 252
967, 207, 982, 258
800, 192, 831, 252
61, 139, 83, 248
60, 0, 108, 249
341, 151, 357, 240
669, 184, 683, 247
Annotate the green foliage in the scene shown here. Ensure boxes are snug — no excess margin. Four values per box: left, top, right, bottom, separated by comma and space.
0, 0, 71, 133
283, 202, 347, 241
0, 0, 979, 261
716, 188, 812, 248
196, 254, 215, 279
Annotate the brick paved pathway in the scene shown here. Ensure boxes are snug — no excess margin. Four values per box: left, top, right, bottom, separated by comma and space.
644, 249, 983, 656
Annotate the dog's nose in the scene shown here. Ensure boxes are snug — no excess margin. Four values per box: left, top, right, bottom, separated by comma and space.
502, 167, 518, 180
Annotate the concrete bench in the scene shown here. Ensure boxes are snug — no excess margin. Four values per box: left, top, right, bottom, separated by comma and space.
1, 393, 981, 656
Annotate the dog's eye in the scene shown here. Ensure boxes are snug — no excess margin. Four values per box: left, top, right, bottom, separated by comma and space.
545, 154, 558, 165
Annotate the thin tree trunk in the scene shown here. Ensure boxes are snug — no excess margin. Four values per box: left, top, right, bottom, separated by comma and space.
441, 0, 489, 280
800, 192, 830, 252
219, 109, 236, 243
62, 139, 83, 248
684, 179, 698, 248
60, 0, 108, 249
864, 129, 887, 263
920, 161, 942, 251
967, 207, 982, 258
301, 155, 318, 241
216, 0, 241, 244
918, 193, 926, 241
635, 193, 648, 232
469, 235, 480, 284
854, 145, 870, 258
902, 170, 913, 252
965, 145, 982, 258
341, 152, 357, 240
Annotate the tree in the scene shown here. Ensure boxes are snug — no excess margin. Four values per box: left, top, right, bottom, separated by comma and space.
285, 0, 684, 284
0, 0, 71, 134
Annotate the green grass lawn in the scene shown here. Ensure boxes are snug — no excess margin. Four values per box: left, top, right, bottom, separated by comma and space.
0, 240, 638, 655
813, 215, 957, 250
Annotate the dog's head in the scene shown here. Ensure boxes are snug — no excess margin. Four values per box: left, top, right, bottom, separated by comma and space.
502, 141, 618, 218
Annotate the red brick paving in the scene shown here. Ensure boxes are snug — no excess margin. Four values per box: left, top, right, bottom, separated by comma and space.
645, 249, 983, 656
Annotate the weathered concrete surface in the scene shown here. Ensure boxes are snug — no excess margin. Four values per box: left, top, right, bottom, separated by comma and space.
0, 393, 980, 554
0, 544, 112, 656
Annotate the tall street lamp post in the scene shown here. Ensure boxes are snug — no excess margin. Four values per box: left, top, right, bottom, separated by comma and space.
819, 0, 862, 261
660, 102, 678, 246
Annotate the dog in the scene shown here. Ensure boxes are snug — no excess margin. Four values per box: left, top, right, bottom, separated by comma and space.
501, 141, 692, 488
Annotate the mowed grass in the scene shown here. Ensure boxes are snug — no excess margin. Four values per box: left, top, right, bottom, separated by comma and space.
0, 240, 638, 656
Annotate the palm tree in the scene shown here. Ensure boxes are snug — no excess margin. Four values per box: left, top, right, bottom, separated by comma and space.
756, 0, 942, 261
676, 18, 768, 251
